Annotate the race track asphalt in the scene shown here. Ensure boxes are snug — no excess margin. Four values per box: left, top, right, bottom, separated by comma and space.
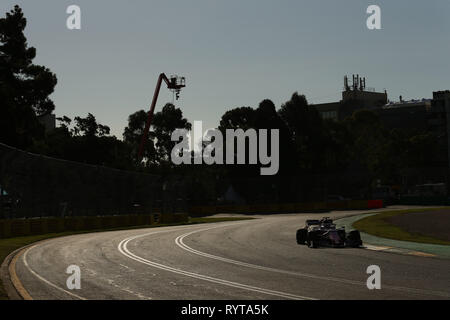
12, 210, 450, 300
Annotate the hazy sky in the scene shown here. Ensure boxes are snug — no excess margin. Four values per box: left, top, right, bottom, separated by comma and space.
1, 1, 450, 138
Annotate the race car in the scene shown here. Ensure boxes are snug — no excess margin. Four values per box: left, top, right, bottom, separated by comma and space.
296, 217, 362, 248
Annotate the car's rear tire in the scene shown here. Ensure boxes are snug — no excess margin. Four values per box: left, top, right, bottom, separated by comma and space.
296, 228, 307, 244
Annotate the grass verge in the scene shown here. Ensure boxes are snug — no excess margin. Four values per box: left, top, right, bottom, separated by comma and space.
0, 216, 254, 300
353, 208, 450, 246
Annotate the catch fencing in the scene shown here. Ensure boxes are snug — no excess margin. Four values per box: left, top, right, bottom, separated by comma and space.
0, 142, 187, 219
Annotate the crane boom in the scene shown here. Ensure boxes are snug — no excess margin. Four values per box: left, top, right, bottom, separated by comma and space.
137, 73, 185, 162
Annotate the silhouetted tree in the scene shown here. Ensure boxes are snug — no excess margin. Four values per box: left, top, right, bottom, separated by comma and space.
279, 92, 325, 172
0, 5, 57, 148
123, 110, 153, 161
73, 113, 110, 137
219, 106, 256, 131
124, 104, 191, 165
56, 116, 72, 132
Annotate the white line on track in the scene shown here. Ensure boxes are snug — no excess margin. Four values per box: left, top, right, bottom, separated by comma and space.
175, 224, 450, 299
22, 245, 87, 300
118, 226, 316, 300
17, 224, 210, 300
19, 220, 450, 300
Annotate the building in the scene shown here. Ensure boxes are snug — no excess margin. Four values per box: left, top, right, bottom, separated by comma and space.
37, 113, 56, 132
431, 90, 450, 170
313, 75, 388, 121
312, 77, 449, 147
311, 77, 450, 189
375, 99, 432, 133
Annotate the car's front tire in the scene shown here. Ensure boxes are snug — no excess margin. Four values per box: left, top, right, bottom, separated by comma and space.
307, 231, 319, 248
309, 240, 318, 248
296, 228, 307, 244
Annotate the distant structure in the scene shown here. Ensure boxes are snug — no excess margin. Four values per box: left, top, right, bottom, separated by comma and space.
313, 75, 388, 121
37, 113, 56, 132
431, 90, 450, 169
377, 90, 450, 185
311, 76, 450, 172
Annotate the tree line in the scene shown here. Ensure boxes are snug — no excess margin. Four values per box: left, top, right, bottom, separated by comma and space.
1, 5, 440, 203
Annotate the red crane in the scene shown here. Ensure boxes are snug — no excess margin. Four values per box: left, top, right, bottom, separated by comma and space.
137, 73, 186, 162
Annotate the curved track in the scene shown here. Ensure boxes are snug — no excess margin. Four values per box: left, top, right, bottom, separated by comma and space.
12, 211, 450, 300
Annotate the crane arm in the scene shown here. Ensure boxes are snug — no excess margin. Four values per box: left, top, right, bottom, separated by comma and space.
137, 73, 185, 162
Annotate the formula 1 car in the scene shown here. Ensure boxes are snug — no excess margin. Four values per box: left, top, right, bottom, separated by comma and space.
296, 217, 362, 248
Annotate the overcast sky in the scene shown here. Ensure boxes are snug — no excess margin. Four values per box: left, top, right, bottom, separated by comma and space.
1, 0, 450, 138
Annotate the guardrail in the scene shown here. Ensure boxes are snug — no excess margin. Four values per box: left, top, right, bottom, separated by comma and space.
398, 196, 450, 206
189, 200, 384, 216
